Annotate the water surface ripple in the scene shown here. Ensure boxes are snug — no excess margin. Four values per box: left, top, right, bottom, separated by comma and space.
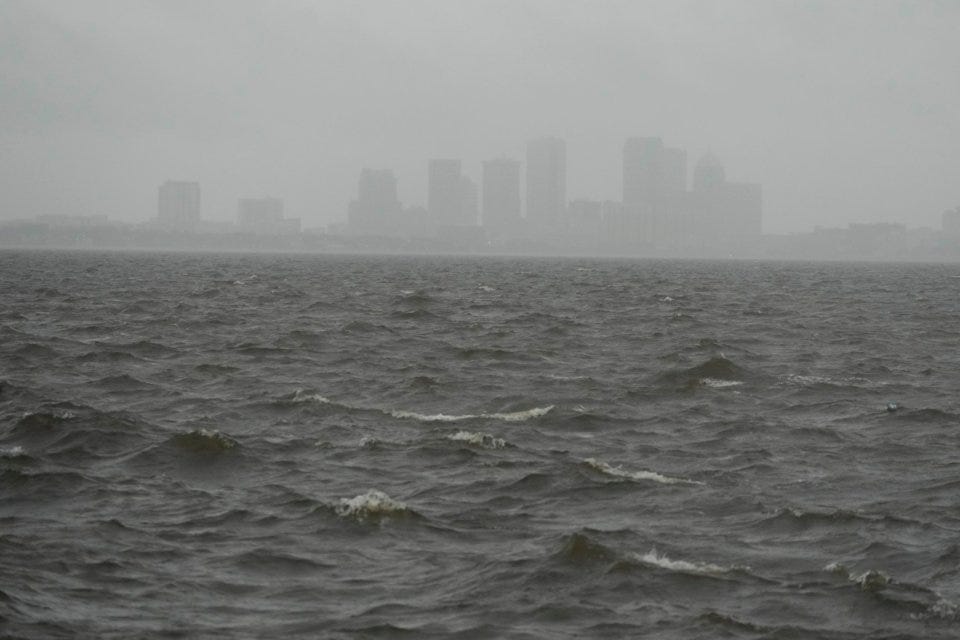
2, 251, 959, 638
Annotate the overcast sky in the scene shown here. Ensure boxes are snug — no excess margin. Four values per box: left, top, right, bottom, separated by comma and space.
2, 0, 958, 232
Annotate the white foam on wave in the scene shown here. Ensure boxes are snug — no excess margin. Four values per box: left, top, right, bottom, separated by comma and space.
335, 489, 409, 519
390, 405, 553, 423
478, 285, 495, 292
825, 562, 890, 591
700, 378, 743, 389
289, 389, 551, 424
291, 390, 332, 404
637, 548, 732, 575
584, 458, 703, 486
0, 446, 25, 457
447, 430, 506, 449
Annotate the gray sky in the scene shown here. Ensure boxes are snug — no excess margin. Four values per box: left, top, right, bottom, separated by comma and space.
2, 0, 958, 233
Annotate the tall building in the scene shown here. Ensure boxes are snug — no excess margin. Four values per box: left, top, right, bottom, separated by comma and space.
691, 153, 761, 238
943, 207, 960, 236
526, 137, 566, 233
158, 180, 200, 229
622, 138, 687, 204
348, 168, 402, 235
238, 197, 283, 225
428, 159, 463, 225
693, 153, 726, 192
238, 197, 300, 236
622, 137, 663, 206
482, 158, 521, 236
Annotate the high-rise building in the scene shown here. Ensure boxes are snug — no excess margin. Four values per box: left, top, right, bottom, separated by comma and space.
622, 137, 663, 206
943, 207, 960, 236
660, 147, 688, 194
693, 153, 726, 192
526, 137, 566, 233
690, 153, 761, 238
238, 197, 300, 236
348, 168, 402, 235
158, 180, 200, 229
428, 159, 463, 225
482, 158, 521, 236
622, 138, 688, 203
238, 197, 283, 225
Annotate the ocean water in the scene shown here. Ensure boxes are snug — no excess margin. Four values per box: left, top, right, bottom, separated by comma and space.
1, 250, 959, 639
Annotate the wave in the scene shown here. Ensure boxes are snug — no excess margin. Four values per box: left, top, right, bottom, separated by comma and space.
92, 374, 155, 392
391, 405, 553, 423
657, 355, 749, 388
335, 490, 415, 521
291, 390, 332, 405
636, 548, 735, 575
584, 458, 703, 485
758, 507, 922, 532
92, 339, 179, 359
288, 390, 550, 424
0, 445, 26, 458
554, 531, 618, 566
169, 429, 238, 453
446, 430, 507, 449
700, 378, 743, 389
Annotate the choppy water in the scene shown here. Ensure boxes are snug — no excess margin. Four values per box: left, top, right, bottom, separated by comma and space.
2, 250, 960, 639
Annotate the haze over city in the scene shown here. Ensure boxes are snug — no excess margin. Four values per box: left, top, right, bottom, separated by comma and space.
2, 0, 958, 235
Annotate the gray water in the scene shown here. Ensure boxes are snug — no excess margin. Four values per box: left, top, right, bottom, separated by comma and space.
2, 250, 960, 639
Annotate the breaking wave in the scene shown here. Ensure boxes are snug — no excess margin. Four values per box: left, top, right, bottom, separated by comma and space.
584, 458, 703, 485
170, 429, 238, 453
289, 389, 549, 424
335, 490, 414, 521
636, 549, 735, 575
390, 405, 553, 423
446, 431, 507, 449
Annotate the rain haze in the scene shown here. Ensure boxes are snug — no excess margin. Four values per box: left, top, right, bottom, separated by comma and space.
6, 3, 960, 638
2, 0, 958, 236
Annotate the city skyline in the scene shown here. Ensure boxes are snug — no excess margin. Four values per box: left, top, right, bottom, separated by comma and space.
2, 2, 957, 235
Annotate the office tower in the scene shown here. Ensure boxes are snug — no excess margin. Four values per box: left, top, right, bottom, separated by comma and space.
691, 153, 761, 237
428, 159, 463, 225
944, 207, 960, 236
238, 197, 283, 225
526, 137, 566, 233
348, 168, 402, 234
622, 137, 663, 206
622, 137, 688, 202
693, 153, 726, 192
660, 147, 688, 194
158, 180, 201, 229
238, 197, 299, 235
482, 158, 521, 236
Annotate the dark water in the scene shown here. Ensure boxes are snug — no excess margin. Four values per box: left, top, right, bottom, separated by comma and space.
2, 250, 960, 639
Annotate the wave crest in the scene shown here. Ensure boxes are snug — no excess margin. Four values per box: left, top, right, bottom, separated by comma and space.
637, 548, 733, 575
446, 431, 507, 449
336, 490, 412, 521
391, 405, 553, 423
170, 429, 238, 453
584, 458, 702, 485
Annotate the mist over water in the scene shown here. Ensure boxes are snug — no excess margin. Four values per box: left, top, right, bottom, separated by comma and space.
2, 250, 960, 638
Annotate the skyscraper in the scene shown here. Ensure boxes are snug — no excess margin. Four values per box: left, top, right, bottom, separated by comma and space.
158, 180, 200, 230
622, 137, 663, 206
526, 137, 566, 233
482, 158, 521, 236
693, 153, 726, 192
348, 168, 401, 234
428, 159, 463, 225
